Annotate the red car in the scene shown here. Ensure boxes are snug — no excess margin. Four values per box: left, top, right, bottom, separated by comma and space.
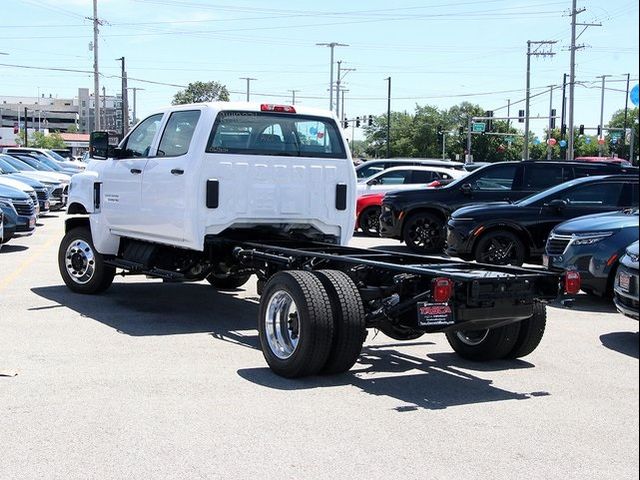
356, 192, 385, 236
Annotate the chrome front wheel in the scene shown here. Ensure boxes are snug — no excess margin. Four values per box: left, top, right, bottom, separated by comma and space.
64, 239, 96, 285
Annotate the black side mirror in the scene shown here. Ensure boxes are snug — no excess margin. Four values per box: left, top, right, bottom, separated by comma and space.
547, 198, 567, 210
460, 183, 473, 194
89, 131, 120, 160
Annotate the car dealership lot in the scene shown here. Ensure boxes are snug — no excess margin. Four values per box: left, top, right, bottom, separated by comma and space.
1, 214, 638, 480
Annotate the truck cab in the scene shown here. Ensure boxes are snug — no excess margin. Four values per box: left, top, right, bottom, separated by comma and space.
68, 102, 356, 255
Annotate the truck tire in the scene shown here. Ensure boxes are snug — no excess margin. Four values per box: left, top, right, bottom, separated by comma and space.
258, 271, 334, 378
358, 206, 381, 236
505, 301, 546, 359
58, 226, 115, 294
402, 212, 446, 254
206, 272, 251, 290
475, 230, 526, 266
446, 322, 521, 361
313, 270, 366, 374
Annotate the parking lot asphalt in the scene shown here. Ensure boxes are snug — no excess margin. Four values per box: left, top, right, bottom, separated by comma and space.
1, 214, 638, 480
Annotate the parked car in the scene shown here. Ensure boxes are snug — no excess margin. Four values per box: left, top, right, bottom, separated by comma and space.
356, 192, 386, 236
462, 162, 491, 172
613, 241, 639, 320
51, 148, 73, 159
0, 199, 18, 245
380, 160, 639, 253
356, 158, 464, 179
0, 147, 84, 172
0, 175, 40, 217
9, 152, 78, 176
357, 166, 467, 196
545, 209, 639, 296
447, 175, 639, 265
0, 184, 37, 237
0, 161, 51, 214
0, 155, 69, 211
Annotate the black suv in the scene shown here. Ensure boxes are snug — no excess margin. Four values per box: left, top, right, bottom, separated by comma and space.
446, 175, 639, 265
379, 161, 638, 253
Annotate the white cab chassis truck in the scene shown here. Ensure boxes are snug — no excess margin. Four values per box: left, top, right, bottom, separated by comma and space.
59, 102, 575, 378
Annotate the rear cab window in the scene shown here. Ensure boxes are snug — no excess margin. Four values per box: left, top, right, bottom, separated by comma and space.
206, 111, 347, 159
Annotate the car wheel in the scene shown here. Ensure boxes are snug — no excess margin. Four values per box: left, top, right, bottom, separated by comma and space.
402, 212, 446, 254
475, 230, 526, 266
358, 206, 382, 237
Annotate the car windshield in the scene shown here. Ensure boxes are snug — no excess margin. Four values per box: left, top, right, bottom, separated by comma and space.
515, 177, 600, 206
16, 155, 54, 171
4, 156, 36, 171
33, 155, 64, 171
0, 156, 20, 173
47, 150, 67, 161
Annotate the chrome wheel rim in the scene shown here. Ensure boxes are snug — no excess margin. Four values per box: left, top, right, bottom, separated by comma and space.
264, 290, 300, 359
456, 329, 490, 346
65, 239, 96, 285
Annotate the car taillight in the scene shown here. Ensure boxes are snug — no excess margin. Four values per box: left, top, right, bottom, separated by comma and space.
563, 271, 581, 295
260, 104, 296, 113
432, 277, 453, 303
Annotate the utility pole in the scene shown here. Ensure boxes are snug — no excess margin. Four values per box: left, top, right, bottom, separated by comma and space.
116, 57, 129, 136
336, 64, 355, 120
622, 73, 630, 155
288, 89, 300, 105
316, 42, 348, 112
597, 75, 611, 157
506, 99, 511, 129
91, 0, 101, 130
466, 116, 472, 162
239, 77, 257, 102
24, 107, 28, 147
524, 40, 556, 161
340, 88, 348, 125
547, 85, 554, 160
567, 0, 601, 161
385, 76, 391, 158
127, 87, 144, 127
102, 86, 106, 129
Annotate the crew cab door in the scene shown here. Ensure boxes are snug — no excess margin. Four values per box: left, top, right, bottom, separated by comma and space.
138, 109, 202, 241
101, 113, 163, 235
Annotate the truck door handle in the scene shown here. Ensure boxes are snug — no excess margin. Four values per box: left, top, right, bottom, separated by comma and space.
171, 169, 184, 175
130, 168, 142, 175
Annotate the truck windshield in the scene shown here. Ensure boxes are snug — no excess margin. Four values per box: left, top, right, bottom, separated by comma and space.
206, 111, 347, 159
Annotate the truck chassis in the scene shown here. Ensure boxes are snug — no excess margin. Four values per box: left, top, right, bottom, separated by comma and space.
59, 223, 572, 378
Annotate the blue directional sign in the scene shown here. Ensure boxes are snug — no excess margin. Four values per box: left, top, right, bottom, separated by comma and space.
559, 140, 567, 148
533, 137, 541, 145
630, 84, 639, 107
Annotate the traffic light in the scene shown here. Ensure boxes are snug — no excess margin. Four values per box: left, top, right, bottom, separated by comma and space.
518, 110, 525, 123
459, 126, 464, 135
579, 124, 584, 135
485, 111, 493, 132
437, 125, 443, 142
597, 126, 601, 136
561, 124, 567, 137
550, 109, 556, 129
343, 118, 348, 129
355, 116, 361, 127
367, 115, 373, 126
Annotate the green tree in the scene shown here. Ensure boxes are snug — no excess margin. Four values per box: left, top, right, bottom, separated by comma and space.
30, 131, 66, 148
172, 81, 230, 105
67, 124, 79, 133
606, 107, 639, 162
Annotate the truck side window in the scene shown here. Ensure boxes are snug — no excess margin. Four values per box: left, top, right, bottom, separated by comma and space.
156, 110, 201, 157
122, 114, 163, 158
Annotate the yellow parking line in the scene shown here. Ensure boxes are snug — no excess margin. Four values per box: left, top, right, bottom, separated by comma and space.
0, 234, 59, 292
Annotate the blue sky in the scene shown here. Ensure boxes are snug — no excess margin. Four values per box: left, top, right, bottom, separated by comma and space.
1, 0, 638, 138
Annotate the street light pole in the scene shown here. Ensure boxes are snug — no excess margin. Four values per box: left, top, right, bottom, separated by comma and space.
597, 75, 611, 157
127, 87, 145, 127
385, 77, 391, 158
316, 42, 348, 112
92, 0, 101, 130
239, 77, 257, 102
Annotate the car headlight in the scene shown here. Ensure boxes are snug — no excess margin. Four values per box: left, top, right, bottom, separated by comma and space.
0, 197, 18, 214
572, 231, 614, 246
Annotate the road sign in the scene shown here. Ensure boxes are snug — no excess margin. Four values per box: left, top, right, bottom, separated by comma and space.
559, 140, 567, 148
610, 131, 622, 139
630, 84, 639, 107
472, 122, 486, 133
585, 137, 591, 144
